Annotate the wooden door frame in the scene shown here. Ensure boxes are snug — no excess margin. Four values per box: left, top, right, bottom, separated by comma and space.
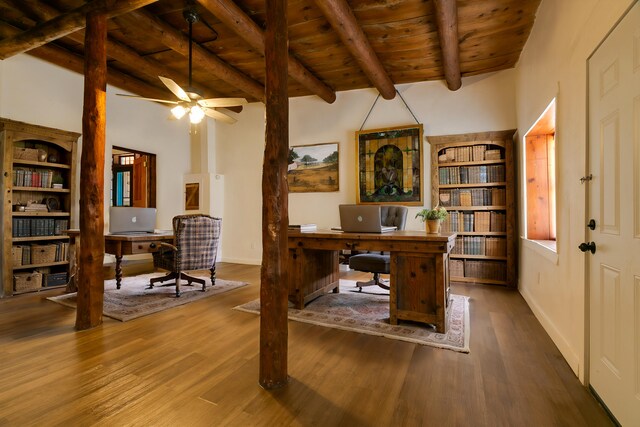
112, 145, 156, 208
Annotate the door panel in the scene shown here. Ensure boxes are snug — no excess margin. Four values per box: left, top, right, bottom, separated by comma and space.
588, 2, 640, 425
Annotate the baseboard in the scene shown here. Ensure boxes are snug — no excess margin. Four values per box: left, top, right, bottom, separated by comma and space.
519, 286, 582, 379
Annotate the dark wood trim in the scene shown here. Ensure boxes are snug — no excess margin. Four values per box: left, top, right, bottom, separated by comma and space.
260, 0, 289, 389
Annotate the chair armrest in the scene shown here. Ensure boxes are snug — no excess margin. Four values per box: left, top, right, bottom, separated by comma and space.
157, 241, 178, 252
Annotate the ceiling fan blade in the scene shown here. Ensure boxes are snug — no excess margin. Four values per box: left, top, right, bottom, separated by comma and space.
198, 97, 247, 108
203, 107, 237, 124
116, 94, 178, 104
159, 76, 190, 102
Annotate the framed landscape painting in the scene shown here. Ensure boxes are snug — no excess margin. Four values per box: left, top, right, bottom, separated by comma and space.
287, 142, 339, 192
355, 124, 423, 205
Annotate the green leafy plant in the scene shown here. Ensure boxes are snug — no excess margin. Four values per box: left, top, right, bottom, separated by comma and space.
415, 206, 448, 222
52, 174, 64, 185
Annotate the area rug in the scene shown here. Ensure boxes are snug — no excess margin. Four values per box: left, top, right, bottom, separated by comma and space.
234, 280, 470, 353
47, 272, 248, 322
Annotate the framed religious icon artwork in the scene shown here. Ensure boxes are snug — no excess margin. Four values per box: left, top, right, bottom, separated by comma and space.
355, 124, 424, 205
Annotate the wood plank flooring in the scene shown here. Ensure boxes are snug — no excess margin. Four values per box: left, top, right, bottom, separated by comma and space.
0, 262, 613, 426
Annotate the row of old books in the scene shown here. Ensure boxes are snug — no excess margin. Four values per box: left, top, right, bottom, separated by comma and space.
439, 188, 506, 207
14, 242, 69, 266
449, 259, 507, 281
13, 168, 55, 188
288, 223, 317, 232
441, 211, 506, 232
450, 236, 507, 256
438, 145, 503, 163
438, 165, 505, 185
12, 218, 69, 237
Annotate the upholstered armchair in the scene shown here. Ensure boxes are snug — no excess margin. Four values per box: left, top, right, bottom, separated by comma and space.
150, 214, 221, 297
348, 205, 408, 291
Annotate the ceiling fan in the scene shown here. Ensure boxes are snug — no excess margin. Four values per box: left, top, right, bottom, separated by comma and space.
117, 7, 246, 125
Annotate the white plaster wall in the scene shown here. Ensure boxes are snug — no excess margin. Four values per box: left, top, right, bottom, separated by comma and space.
514, 0, 635, 381
216, 71, 517, 264
0, 55, 191, 232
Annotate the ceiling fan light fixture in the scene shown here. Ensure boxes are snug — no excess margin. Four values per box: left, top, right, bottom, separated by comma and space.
189, 105, 205, 124
171, 105, 187, 119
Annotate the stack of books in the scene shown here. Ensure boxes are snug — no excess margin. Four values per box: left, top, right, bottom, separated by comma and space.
288, 224, 317, 232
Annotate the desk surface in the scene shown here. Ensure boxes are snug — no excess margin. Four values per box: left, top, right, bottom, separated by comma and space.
288, 229, 456, 242
67, 229, 173, 241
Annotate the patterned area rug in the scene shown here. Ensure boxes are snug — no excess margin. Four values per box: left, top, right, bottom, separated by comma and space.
234, 280, 470, 353
47, 272, 247, 322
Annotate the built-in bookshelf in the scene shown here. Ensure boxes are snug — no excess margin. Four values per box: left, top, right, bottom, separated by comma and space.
1, 118, 79, 296
428, 130, 516, 287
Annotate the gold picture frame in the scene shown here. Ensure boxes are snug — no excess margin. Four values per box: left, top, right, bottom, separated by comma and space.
355, 124, 424, 205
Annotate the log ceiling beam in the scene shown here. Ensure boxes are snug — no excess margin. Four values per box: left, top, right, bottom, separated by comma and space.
196, 0, 335, 104
123, 9, 265, 102
0, 20, 179, 102
15, 0, 232, 102
312, 0, 395, 100
0, 0, 158, 60
433, 0, 462, 91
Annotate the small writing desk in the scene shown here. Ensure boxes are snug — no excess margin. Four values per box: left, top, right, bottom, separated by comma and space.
288, 229, 456, 333
67, 230, 174, 290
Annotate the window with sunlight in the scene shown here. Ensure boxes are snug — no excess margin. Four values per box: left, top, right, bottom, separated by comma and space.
524, 99, 557, 250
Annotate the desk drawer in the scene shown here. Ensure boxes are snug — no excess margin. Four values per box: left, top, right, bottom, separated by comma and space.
126, 241, 162, 254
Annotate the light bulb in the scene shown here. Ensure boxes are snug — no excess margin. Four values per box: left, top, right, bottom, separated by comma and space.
171, 105, 187, 119
189, 105, 205, 124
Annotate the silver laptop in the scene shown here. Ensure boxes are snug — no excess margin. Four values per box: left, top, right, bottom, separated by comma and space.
339, 204, 397, 233
109, 207, 157, 234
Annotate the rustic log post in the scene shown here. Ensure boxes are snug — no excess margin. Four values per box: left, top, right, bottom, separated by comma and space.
259, 0, 289, 388
76, 11, 107, 331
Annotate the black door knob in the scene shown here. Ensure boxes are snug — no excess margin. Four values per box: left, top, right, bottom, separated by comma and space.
578, 242, 596, 254
587, 219, 596, 230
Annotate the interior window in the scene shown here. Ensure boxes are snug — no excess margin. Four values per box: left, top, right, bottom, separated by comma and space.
524, 99, 556, 249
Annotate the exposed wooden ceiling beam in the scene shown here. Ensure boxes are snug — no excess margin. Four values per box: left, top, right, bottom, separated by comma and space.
433, 0, 462, 91
0, 0, 158, 60
0, 20, 177, 102
312, 0, 395, 100
196, 0, 336, 104
123, 9, 265, 102
16, 0, 233, 102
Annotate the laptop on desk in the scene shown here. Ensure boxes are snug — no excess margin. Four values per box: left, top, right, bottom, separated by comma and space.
109, 207, 157, 234
338, 204, 397, 233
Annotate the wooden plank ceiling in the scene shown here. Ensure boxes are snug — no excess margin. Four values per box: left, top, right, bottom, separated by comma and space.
0, 0, 541, 104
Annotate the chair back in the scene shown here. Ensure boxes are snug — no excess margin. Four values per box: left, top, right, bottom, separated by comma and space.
173, 214, 222, 271
380, 205, 408, 230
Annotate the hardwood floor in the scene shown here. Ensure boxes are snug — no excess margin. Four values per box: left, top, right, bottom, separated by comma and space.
0, 262, 612, 426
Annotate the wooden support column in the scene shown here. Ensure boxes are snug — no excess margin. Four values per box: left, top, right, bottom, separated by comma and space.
259, 0, 289, 389
76, 11, 107, 331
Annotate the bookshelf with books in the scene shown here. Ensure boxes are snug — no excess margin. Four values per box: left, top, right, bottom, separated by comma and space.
428, 130, 516, 287
1, 118, 79, 296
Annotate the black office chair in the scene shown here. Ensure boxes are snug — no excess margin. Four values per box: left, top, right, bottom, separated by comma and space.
348, 205, 408, 291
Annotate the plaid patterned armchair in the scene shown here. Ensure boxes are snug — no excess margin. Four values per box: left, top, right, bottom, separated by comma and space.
150, 214, 222, 297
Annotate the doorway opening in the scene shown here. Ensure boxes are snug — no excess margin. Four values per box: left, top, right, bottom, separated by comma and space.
111, 146, 156, 208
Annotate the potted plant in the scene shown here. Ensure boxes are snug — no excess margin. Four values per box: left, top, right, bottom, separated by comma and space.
415, 206, 448, 234
51, 174, 64, 189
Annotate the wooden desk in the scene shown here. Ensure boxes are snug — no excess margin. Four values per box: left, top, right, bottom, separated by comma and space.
288, 230, 456, 333
67, 230, 174, 290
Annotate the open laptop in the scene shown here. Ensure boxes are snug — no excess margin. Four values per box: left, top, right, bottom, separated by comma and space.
109, 207, 157, 234
338, 204, 397, 233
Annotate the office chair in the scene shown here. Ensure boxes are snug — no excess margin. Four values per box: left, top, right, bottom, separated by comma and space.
150, 214, 221, 297
348, 205, 408, 291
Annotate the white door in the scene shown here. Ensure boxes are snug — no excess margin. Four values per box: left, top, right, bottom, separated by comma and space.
587, 2, 640, 425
